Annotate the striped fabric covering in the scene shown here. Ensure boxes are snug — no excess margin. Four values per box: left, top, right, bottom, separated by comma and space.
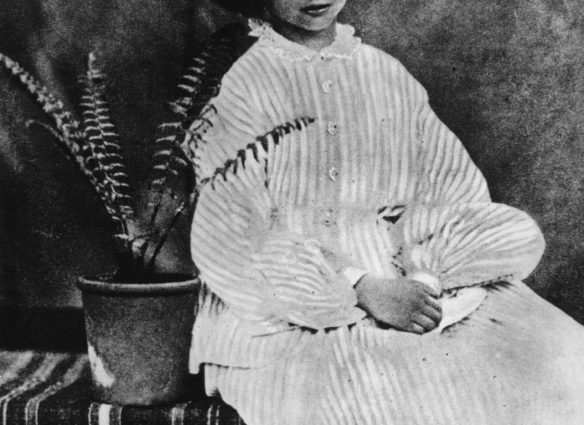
204, 281, 584, 425
392, 201, 545, 289
188, 19, 544, 371
183, 19, 584, 425
0, 351, 243, 425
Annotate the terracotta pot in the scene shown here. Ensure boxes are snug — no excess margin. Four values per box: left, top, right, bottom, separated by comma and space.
77, 275, 199, 405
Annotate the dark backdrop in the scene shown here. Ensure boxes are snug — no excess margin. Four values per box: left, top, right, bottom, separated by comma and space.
1, 0, 583, 323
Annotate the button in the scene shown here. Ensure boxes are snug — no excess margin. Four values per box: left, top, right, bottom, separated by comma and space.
327, 121, 339, 135
322, 80, 333, 93
323, 208, 337, 226
328, 167, 339, 181
323, 217, 335, 226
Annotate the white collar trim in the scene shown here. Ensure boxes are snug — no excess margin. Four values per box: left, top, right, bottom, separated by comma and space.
248, 19, 361, 62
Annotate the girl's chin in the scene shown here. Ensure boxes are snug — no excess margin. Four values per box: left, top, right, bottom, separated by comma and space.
293, 16, 337, 32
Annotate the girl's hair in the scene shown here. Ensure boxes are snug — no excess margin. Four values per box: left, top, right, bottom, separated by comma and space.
212, 0, 265, 17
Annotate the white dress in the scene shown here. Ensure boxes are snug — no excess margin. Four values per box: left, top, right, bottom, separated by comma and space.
188, 20, 584, 425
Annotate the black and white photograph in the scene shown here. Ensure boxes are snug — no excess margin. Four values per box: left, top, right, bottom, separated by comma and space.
1, 1, 584, 424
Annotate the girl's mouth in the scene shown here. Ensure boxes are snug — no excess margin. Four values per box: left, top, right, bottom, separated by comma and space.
301, 3, 332, 17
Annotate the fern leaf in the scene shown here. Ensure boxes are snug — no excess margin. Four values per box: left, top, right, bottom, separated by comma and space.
199, 117, 315, 189
78, 52, 135, 223
146, 23, 255, 226
0, 52, 135, 228
0, 53, 85, 152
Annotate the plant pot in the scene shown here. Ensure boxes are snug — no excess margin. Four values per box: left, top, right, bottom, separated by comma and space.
76, 275, 199, 406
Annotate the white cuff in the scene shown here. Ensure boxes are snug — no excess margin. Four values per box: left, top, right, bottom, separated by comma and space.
342, 267, 368, 287
410, 270, 440, 292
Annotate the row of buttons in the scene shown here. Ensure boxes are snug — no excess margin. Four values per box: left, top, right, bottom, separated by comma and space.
321, 78, 339, 223
322, 79, 338, 134
323, 207, 337, 227
322, 79, 339, 186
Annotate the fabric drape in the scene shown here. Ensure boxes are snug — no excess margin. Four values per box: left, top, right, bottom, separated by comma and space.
186, 21, 580, 425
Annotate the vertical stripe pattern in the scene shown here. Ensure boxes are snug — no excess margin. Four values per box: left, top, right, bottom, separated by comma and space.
204, 281, 584, 425
183, 21, 582, 425
25, 356, 86, 425
0, 351, 243, 425
189, 21, 545, 371
1, 353, 66, 424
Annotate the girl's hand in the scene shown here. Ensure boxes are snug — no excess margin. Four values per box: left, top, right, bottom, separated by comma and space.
355, 275, 443, 334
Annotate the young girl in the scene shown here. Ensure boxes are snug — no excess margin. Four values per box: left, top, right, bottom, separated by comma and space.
189, 1, 584, 423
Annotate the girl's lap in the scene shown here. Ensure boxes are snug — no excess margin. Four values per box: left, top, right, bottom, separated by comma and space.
323, 280, 584, 423
343, 280, 584, 385
350, 279, 583, 352
206, 282, 584, 424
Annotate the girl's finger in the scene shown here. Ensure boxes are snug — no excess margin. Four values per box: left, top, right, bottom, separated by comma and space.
409, 323, 425, 334
422, 305, 442, 322
424, 296, 442, 311
413, 314, 437, 331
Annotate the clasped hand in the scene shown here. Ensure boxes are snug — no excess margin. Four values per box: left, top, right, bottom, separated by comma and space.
355, 275, 443, 334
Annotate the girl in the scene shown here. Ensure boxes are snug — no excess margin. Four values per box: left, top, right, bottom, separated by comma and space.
189, 1, 584, 423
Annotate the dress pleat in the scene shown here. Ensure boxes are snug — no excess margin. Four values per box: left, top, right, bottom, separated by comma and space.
204, 282, 584, 425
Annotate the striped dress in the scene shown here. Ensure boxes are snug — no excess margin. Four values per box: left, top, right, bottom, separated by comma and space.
189, 20, 584, 425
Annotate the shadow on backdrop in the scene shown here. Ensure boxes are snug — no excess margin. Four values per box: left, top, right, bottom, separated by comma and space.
1, 0, 583, 324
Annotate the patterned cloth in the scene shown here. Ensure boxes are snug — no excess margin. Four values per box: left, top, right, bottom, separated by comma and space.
204, 281, 584, 425
187, 20, 584, 425
0, 351, 242, 425
188, 18, 545, 372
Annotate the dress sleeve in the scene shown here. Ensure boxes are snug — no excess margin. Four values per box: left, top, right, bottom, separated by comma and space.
190, 83, 365, 331
392, 202, 545, 290
390, 80, 545, 290
413, 96, 490, 205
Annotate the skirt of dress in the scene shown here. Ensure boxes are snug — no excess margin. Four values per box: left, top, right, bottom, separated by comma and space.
203, 281, 584, 425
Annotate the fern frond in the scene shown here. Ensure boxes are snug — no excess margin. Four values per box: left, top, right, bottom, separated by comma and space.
78, 52, 135, 223
0, 53, 92, 165
0, 53, 82, 140
146, 23, 255, 228
199, 117, 315, 189
0, 52, 136, 227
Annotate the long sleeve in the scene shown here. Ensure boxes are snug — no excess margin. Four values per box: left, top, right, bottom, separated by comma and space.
414, 108, 490, 206
392, 202, 545, 290
190, 78, 366, 331
388, 76, 545, 289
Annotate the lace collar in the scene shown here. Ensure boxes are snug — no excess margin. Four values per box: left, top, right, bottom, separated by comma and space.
248, 19, 361, 62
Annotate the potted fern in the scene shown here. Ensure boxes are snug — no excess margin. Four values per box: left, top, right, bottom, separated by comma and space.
0, 23, 256, 405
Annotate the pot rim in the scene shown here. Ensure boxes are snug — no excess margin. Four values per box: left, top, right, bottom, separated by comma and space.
77, 275, 200, 295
